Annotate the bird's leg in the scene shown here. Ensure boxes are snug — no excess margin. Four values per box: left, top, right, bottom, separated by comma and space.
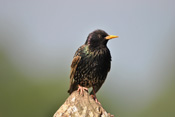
77, 85, 88, 95
90, 86, 102, 105
91, 91, 101, 105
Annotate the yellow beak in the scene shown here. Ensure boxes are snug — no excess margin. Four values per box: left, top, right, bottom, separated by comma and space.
105, 35, 119, 40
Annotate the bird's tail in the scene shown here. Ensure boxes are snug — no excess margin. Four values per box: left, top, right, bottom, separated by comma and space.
67, 81, 78, 94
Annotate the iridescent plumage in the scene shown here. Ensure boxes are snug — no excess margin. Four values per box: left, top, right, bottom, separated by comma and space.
68, 29, 118, 99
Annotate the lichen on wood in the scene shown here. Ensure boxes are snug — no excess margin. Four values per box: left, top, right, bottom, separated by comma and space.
53, 91, 114, 117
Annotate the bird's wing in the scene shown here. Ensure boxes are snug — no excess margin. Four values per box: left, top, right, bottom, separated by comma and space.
70, 55, 81, 80
70, 45, 86, 80
68, 45, 86, 94
68, 55, 81, 94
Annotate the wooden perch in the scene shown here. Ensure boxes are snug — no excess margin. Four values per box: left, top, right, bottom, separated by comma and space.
53, 91, 114, 117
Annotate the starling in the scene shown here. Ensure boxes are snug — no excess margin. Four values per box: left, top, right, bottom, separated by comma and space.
68, 29, 118, 102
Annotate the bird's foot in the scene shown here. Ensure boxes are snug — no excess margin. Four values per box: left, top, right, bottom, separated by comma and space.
108, 113, 114, 117
91, 95, 101, 105
77, 85, 88, 95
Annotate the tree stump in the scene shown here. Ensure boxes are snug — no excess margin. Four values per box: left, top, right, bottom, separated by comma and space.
53, 91, 114, 117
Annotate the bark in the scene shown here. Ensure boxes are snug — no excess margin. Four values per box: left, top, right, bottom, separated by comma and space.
53, 91, 114, 117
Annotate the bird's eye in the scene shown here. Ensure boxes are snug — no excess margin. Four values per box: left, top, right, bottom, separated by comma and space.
102, 35, 107, 38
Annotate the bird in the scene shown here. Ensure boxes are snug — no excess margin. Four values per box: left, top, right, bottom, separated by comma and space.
68, 29, 118, 102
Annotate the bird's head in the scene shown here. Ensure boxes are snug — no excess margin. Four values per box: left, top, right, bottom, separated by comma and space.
85, 29, 118, 48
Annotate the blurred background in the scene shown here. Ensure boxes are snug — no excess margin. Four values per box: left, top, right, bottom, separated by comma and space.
0, 0, 175, 117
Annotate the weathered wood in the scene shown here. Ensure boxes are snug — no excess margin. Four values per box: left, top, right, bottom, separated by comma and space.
53, 91, 114, 117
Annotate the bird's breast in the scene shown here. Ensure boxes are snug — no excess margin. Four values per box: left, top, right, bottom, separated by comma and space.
74, 47, 111, 87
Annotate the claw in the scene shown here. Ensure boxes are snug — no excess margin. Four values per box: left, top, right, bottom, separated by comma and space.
77, 85, 88, 95
91, 95, 101, 105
